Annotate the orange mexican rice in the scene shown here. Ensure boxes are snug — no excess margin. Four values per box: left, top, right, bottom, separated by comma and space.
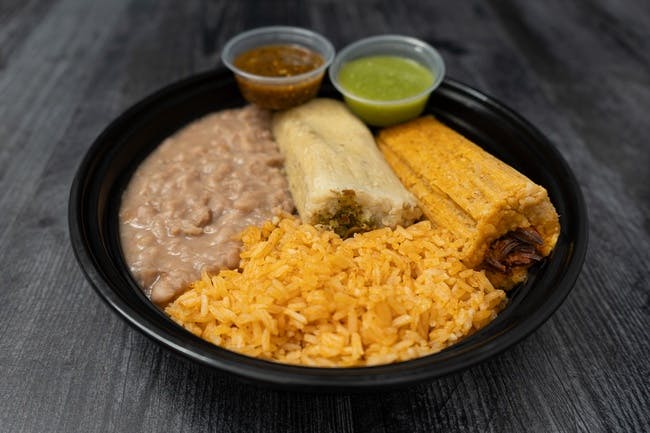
165, 216, 506, 367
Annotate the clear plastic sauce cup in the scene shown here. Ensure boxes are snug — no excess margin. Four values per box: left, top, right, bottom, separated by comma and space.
329, 35, 445, 126
222, 26, 335, 110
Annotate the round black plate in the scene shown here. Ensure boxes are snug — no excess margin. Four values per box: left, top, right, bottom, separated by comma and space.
69, 69, 588, 391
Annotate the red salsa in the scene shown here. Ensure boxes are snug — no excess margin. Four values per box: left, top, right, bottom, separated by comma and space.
234, 44, 324, 77
233, 44, 325, 109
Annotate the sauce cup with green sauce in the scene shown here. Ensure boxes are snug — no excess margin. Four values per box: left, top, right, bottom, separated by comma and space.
329, 35, 445, 126
222, 26, 335, 110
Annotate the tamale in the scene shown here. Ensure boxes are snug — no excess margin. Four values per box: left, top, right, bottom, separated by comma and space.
272, 99, 421, 237
377, 116, 560, 288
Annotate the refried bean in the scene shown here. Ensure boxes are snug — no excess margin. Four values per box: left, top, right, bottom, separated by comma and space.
119, 105, 294, 305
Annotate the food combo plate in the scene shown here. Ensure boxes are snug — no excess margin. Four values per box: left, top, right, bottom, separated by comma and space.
69, 69, 588, 390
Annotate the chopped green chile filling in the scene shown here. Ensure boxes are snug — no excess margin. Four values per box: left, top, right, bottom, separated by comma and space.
315, 190, 376, 238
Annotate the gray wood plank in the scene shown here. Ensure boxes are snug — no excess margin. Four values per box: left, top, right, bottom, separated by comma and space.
0, 0, 648, 432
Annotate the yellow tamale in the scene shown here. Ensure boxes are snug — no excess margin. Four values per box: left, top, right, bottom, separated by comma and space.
377, 116, 560, 288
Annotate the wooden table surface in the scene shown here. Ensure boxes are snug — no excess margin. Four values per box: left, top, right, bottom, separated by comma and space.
1, 0, 648, 432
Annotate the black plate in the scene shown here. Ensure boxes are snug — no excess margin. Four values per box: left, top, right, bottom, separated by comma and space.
69, 69, 588, 391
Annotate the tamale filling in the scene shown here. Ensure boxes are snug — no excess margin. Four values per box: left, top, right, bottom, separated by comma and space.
484, 227, 544, 273
315, 190, 377, 238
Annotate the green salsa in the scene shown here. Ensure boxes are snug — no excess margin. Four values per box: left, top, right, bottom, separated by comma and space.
336, 55, 435, 126
338, 55, 434, 100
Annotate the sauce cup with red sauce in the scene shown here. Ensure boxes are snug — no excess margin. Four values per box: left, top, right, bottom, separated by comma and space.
221, 26, 335, 110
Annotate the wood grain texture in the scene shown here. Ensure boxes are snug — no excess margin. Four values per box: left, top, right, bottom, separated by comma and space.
0, 0, 648, 432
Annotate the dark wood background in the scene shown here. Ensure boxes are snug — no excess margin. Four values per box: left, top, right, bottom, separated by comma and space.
1, 0, 648, 432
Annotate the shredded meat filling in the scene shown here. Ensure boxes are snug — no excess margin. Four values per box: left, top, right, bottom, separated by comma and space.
484, 227, 544, 273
